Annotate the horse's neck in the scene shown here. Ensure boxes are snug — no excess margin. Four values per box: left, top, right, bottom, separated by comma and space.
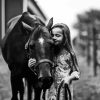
1, 15, 22, 48
7, 15, 22, 33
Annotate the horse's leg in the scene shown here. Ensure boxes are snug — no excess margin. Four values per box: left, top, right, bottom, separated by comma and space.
26, 78, 33, 100
34, 88, 42, 100
11, 73, 24, 100
10, 75, 18, 100
25, 69, 37, 100
42, 89, 46, 100
18, 77, 24, 100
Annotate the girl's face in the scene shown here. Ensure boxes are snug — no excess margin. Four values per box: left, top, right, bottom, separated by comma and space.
51, 27, 63, 45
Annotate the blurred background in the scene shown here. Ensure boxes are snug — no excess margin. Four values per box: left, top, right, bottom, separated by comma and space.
0, 0, 100, 100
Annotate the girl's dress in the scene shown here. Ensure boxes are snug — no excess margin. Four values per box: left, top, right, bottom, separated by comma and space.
47, 49, 74, 100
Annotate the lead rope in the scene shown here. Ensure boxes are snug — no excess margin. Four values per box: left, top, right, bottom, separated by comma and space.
57, 81, 64, 100
64, 83, 72, 100
57, 80, 72, 100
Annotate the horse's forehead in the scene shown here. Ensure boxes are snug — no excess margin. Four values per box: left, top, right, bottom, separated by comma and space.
43, 26, 49, 32
41, 27, 50, 37
38, 37, 44, 45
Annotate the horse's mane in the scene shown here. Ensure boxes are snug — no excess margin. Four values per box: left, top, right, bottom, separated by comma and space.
1, 15, 22, 47
7, 15, 22, 34
2, 12, 45, 47
30, 25, 51, 41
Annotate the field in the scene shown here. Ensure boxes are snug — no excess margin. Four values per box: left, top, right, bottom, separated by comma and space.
0, 49, 100, 100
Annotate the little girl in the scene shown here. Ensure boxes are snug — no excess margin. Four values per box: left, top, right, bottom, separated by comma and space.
28, 23, 80, 100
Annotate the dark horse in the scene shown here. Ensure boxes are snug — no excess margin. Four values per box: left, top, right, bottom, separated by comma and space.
1, 12, 54, 100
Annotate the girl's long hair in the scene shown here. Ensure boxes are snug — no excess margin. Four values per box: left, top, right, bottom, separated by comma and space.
51, 23, 79, 72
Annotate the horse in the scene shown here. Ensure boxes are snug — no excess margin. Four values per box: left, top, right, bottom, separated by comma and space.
1, 12, 54, 100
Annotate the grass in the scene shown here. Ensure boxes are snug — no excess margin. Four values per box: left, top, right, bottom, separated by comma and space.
0, 50, 100, 100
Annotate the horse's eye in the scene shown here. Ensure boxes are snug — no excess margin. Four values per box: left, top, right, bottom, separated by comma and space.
29, 44, 34, 49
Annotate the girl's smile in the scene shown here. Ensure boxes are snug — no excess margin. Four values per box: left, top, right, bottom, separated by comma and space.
51, 27, 63, 45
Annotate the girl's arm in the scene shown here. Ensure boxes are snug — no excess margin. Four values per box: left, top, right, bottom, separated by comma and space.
63, 71, 80, 84
70, 51, 80, 80
72, 56, 80, 73
70, 71, 80, 80
64, 52, 80, 84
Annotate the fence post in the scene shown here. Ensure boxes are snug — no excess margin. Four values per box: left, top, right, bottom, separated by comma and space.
87, 25, 91, 65
92, 26, 98, 76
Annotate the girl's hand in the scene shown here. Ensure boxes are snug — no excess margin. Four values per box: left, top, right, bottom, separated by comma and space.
63, 71, 80, 84
70, 71, 80, 80
28, 58, 36, 68
63, 75, 71, 84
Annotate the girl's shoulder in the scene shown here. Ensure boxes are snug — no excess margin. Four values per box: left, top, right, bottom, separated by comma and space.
57, 49, 71, 61
61, 49, 70, 56
55, 49, 71, 61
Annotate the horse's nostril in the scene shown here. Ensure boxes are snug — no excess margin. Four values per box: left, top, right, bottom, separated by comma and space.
38, 77, 53, 89
48, 77, 53, 84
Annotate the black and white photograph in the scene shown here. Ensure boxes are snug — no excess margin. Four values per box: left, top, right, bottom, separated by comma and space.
0, 0, 100, 100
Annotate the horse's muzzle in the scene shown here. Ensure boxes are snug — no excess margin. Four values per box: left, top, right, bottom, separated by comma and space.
38, 76, 53, 89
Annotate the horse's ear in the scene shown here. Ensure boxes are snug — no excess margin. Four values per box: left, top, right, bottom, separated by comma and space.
25, 39, 29, 50
22, 21, 33, 31
46, 17, 53, 31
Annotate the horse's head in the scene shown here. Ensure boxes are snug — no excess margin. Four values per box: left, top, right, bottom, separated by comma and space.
24, 18, 54, 89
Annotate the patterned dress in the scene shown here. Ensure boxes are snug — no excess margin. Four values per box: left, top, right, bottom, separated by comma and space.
47, 49, 74, 100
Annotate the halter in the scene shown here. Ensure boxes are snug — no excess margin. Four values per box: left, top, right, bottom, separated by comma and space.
34, 59, 54, 68
29, 58, 54, 75
25, 42, 54, 75
24, 24, 55, 75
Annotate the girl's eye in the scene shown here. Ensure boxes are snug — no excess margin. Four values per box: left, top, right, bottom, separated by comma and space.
51, 34, 61, 37
55, 34, 61, 37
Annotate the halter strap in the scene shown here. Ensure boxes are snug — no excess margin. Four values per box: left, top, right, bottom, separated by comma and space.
28, 58, 54, 75
34, 59, 54, 68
